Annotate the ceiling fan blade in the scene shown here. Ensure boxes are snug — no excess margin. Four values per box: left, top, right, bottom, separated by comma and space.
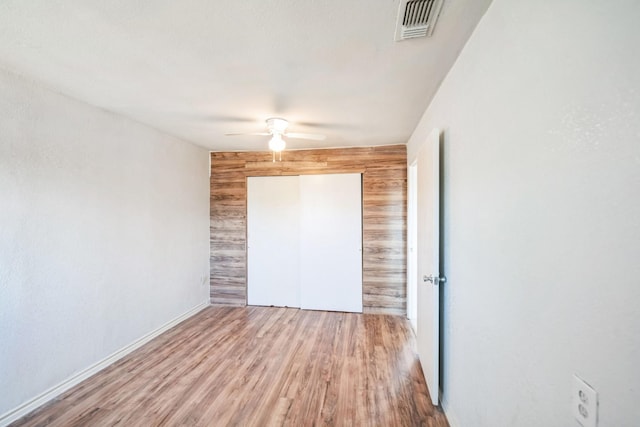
285, 132, 326, 141
224, 132, 271, 136
295, 121, 358, 131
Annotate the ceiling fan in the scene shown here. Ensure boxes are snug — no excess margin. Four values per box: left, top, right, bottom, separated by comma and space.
225, 118, 326, 158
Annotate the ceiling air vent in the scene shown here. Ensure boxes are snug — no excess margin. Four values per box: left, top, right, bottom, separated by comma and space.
395, 0, 444, 41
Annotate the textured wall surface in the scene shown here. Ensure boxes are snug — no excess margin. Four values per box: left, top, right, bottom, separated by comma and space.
407, 0, 640, 425
210, 146, 407, 315
0, 69, 210, 419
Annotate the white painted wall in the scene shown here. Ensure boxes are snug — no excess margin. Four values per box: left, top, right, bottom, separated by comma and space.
0, 69, 210, 420
407, 0, 640, 426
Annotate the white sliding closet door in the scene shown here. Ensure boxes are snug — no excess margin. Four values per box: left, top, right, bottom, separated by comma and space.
299, 173, 363, 313
247, 176, 300, 308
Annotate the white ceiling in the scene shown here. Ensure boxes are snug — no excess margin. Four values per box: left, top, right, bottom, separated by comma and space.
0, 0, 491, 151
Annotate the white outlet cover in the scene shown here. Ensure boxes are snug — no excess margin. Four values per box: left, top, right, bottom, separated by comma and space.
573, 374, 598, 427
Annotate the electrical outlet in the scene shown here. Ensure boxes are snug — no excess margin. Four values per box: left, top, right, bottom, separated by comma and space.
573, 374, 598, 427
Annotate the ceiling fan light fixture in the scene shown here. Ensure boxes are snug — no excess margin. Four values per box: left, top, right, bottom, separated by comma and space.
224, 117, 324, 155
268, 133, 286, 152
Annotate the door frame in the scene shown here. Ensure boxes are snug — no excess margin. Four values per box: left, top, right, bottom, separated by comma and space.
407, 160, 418, 331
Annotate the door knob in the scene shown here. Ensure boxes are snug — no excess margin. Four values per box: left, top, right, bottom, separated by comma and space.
423, 274, 446, 285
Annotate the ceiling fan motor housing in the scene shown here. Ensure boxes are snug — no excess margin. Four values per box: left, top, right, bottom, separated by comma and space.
266, 117, 289, 134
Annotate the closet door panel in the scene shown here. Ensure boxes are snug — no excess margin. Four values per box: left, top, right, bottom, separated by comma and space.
299, 173, 363, 312
247, 176, 300, 307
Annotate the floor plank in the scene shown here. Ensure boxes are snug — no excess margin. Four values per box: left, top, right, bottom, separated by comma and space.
11, 306, 448, 426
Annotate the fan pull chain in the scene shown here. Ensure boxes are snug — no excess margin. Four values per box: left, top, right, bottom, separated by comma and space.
271, 151, 283, 162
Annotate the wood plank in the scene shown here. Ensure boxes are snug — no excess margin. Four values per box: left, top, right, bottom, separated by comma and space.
11, 307, 446, 426
210, 145, 407, 313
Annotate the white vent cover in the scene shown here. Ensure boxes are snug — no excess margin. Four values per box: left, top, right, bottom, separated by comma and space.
395, 0, 444, 41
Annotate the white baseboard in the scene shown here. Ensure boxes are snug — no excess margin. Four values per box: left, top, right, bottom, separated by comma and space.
440, 393, 460, 427
0, 300, 209, 427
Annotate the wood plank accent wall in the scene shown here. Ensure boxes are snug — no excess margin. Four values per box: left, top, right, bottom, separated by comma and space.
210, 145, 407, 315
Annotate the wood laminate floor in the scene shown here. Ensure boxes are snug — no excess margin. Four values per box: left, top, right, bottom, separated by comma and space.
11, 306, 448, 427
